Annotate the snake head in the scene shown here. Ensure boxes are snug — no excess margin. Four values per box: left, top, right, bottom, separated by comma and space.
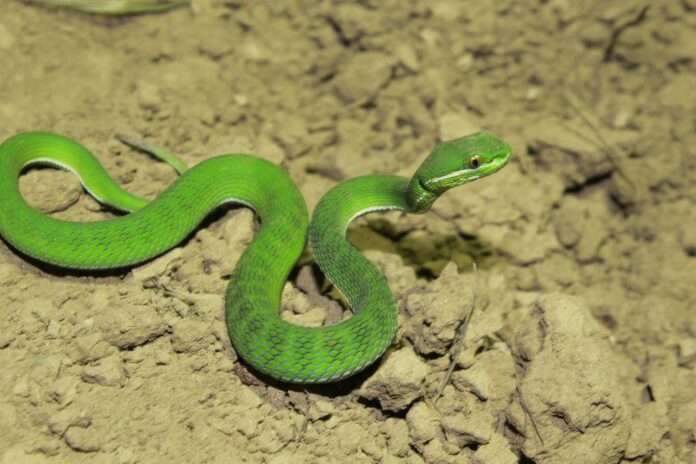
407, 131, 512, 212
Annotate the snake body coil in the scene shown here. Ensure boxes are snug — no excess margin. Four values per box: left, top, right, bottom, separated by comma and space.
0, 132, 511, 383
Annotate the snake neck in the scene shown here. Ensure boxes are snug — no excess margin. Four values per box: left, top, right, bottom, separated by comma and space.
405, 176, 438, 213
309, 175, 411, 308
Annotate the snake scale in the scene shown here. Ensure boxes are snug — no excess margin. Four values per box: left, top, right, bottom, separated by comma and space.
0, 131, 511, 383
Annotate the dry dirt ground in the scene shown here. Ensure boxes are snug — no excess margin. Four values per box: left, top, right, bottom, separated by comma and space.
0, 1, 695, 463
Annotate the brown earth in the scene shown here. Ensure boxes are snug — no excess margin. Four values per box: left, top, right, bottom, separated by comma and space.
0, 1, 694, 463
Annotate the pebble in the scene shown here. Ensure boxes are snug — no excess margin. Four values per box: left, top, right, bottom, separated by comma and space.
281, 306, 326, 327
64, 426, 101, 453
170, 319, 213, 353
135, 80, 162, 112
71, 332, 114, 363
307, 399, 334, 421
452, 348, 516, 404
19, 169, 80, 213
96, 304, 169, 349
81, 354, 126, 387
358, 346, 429, 412
406, 402, 440, 444
441, 410, 494, 448
335, 422, 367, 455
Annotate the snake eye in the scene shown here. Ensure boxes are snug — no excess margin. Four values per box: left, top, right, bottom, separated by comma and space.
469, 156, 481, 169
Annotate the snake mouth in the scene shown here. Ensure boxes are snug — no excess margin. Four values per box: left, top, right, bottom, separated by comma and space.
422, 151, 512, 193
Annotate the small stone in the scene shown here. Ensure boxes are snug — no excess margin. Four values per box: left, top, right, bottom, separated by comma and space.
295, 265, 321, 295
406, 402, 440, 444
404, 264, 476, 356
442, 410, 494, 448
335, 422, 367, 455
19, 169, 81, 213
171, 319, 213, 353
358, 346, 430, 412
64, 426, 101, 453
307, 399, 335, 421
136, 80, 162, 112
71, 332, 114, 363
220, 209, 255, 261
281, 306, 326, 327
81, 354, 126, 387
452, 348, 517, 404
96, 304, 168, 349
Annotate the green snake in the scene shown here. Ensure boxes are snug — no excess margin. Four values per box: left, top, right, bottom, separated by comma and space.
0, 131, 511, 383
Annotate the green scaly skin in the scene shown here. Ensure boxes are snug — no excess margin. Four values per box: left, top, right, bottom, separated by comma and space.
0, 131, 511, 383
